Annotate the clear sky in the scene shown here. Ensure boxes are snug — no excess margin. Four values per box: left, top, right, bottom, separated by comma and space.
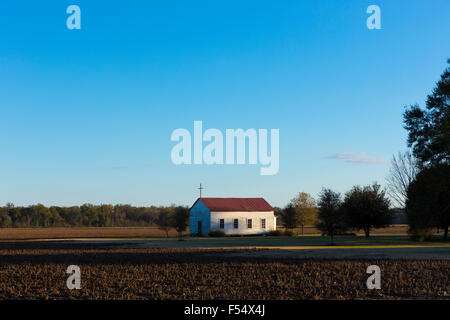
1, 1, 449, 207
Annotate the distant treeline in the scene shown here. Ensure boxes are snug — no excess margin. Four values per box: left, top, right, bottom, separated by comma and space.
0, 203, 185, 228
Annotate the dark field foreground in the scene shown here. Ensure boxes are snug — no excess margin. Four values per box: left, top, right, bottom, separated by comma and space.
0, 244, 448, 300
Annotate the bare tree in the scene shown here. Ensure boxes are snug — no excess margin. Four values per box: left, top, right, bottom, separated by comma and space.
386, 151, 419, 208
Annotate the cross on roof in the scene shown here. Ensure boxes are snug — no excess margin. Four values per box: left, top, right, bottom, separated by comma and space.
198, 183, 204, 198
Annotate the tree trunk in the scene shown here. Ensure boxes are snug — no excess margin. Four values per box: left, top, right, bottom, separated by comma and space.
302, 224, 304, 235
444, 226, 448, 240
364, 228, 370, 238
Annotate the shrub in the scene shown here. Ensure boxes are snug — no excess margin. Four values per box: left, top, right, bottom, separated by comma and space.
265, 230, 294, 236
208, 230, 226, 237
409, 228, 433, 241
266, 230, 283, 236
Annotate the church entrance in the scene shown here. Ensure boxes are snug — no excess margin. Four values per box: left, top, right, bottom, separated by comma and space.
197, 221, 202, 235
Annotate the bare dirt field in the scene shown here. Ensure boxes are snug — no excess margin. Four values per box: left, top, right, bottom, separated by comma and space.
0, 239, 448, 300
0, 243, 448, 300
0, 228, 448, 300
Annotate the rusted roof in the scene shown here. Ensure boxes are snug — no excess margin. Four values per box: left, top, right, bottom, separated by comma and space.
197, 198, 273, 212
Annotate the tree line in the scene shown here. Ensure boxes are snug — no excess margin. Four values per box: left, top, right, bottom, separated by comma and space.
0, 203, 189, 233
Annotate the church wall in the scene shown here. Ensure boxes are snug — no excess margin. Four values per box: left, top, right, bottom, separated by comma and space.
210, 211, 276, 235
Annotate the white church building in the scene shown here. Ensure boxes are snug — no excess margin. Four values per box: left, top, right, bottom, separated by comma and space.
189, 197, 276, 236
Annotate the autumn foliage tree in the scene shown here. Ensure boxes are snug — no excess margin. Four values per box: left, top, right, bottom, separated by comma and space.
290, 192, 318, 235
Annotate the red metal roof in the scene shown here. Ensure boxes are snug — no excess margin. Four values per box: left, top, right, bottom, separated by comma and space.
197, 198, 273, 212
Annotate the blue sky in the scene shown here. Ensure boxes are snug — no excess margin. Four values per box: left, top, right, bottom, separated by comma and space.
0, 1, 449, 207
